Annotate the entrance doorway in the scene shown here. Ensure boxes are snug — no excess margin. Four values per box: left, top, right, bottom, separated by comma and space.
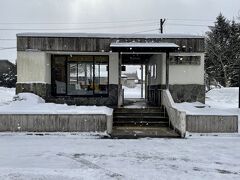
121, 64, 146, 108
119, 53, 165, 108
122, 65, 145, 99
120, 53, 151, 107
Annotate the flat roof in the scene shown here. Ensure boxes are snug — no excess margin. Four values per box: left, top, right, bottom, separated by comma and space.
110, 42, 179, 48
17, 32, 204, 39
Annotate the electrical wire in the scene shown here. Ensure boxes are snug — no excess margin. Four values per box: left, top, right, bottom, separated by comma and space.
132, 28, 160, 34
0, 19, 159, 25
167, 23, 212, 27
0, 47, 16, 51
166, 18, 215, 22
0, 22, 158, 31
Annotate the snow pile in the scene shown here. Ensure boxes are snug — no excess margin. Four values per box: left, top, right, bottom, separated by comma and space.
13, 93, 45, 104
0, 87, 15, 105
175, 87, 240, 115
206, 87, 238, 108
0, 92, 113, 115
175, 102, 236, 115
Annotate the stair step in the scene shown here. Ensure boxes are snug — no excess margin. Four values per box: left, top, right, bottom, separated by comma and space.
114, 115, 168, 119
111, 126, 180, 139
113, 121, 169, 127
114, 108, 166, 114
114, 113, 166, 117
114, 119, 169, 123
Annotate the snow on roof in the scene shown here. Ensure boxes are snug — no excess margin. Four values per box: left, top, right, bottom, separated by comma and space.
17, 32, 204, 39
110, 42, 179, 48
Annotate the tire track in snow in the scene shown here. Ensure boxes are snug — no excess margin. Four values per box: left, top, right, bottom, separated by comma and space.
56, 152, 124, 179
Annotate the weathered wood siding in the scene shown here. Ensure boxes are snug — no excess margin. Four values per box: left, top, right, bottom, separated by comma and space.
17, 37, 205, 52
0, 114, 108, 132
186, 115, 238, 133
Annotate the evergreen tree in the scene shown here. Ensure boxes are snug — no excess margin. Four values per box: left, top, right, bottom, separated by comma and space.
205, 13, 240, 87
0, 64, 17, 88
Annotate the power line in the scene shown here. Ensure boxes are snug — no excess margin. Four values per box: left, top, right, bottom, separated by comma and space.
0, 47, 16, 51
0, 22, 158, 31
167, 18, 215, 22
0, 19, 158, 25
0, 18, 215, 25
132, 28, 160, 34
167, 23, 212, 27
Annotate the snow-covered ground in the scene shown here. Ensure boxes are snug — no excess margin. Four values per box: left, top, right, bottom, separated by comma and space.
0, 133, 240, 180
123, 84, 145, 99
0, 87, 239, 179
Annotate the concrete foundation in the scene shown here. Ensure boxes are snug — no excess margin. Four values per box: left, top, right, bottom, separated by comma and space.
169, 84, 205, 103
0, 114, 112, 133
16, 83, 51, 99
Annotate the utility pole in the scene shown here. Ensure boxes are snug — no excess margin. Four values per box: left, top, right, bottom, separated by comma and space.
160, 19, 166, 34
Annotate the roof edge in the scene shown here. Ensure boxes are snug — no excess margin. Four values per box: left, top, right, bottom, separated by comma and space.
16, 32, 205, 39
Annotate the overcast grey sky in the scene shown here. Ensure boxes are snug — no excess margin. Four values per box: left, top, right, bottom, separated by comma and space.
0, 0, 240, 62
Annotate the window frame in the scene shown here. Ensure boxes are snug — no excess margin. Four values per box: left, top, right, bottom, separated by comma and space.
51, 55, 109, 97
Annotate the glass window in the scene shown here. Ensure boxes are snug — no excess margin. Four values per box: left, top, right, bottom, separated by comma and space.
67, 60, 94, 96
52, 56, 66, 94
154, 64, 157, 79
52, 55, 109, 96
94, 56, 108, 95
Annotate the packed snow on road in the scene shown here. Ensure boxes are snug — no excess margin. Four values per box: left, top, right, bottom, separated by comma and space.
0, 87, 239, 180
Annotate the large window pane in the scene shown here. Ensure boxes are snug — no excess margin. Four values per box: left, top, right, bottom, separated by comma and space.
67, 60, 94, 95
53, 56, 66, 94
94, 56, 108, 95
52, 55, 109, 96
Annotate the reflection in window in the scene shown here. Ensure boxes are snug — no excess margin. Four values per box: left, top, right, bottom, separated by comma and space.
68, 60, 94, 95
52, 55, 109, 96
53, 56, 66, 94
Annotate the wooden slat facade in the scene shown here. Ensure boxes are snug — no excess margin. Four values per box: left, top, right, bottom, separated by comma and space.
186, 115, 238, 133
0, 114, 108, 132
17, 36, 205, 53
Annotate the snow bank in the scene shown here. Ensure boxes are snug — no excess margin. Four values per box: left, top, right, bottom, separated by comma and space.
0, 87, 15, 105
0, 92, 113, 115
175, 102, 238, 115
175, 87, 240, 116
175, 87, 240, 133
13, 93, 45, 104
206, 87, 238, 108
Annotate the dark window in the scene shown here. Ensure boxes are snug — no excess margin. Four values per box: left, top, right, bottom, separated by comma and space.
52, 55, 109, 96
94, 56, 108, 95
52, 56, 66, 95
170, 56, 201, 65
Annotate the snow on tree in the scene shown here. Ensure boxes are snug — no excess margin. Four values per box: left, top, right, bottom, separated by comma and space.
205, 13, 240, 87
0, 64, 16, 88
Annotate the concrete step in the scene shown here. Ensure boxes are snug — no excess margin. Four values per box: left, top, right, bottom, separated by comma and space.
113, 120, 169, 127
113, 112, 166, 117
111, 126, 180, 139
114, 115, 168, 120
114, 107, 166, 114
